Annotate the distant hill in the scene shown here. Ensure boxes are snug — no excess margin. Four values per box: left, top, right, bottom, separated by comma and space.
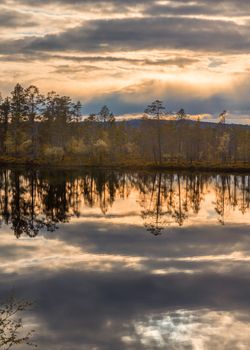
117, 118, 250, 130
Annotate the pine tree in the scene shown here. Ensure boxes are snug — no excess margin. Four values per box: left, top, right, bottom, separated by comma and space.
144, 100, 166, 164
10, 84, 27, 155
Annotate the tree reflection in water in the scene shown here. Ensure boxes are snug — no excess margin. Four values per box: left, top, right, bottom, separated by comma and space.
0, 168, 249, 238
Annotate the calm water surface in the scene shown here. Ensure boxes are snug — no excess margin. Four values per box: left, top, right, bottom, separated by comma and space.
0, 167, 249, 349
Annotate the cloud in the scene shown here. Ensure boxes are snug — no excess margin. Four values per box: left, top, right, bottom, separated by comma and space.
0, 9, 36, 28
7, 0, 250, 17
1, 264, 250, 349
0, 0, 250, 116
144, 0, 250, 17
82, 74, 250, 115
0, 51, 199, 69
7, 0, 146, 8
0, 16, 249, 55
20, 17, 250, 54
78, 80, 225, 115
0, 168, 249, 349
51, 55, 198, 67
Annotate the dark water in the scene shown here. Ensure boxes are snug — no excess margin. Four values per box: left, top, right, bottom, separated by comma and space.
0, 167, 249, 349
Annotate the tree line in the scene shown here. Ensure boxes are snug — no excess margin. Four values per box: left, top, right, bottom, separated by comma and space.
0, 84, 250, 168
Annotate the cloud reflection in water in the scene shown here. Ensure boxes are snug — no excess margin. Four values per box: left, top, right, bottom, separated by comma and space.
0, 168, 249, 349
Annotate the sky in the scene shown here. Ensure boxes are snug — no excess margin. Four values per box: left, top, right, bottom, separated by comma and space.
1, 0, 250, 117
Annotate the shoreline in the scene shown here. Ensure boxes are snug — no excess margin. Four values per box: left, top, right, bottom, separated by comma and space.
0, 159, 249, 174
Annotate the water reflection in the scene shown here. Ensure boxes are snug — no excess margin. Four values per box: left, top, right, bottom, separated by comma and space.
0, 168, 249, 237
0, 167, 249, 349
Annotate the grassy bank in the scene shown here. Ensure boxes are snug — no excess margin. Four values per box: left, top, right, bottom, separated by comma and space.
0, 156, 249, 173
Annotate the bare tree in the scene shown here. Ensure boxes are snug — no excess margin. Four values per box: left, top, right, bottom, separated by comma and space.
0, 296, 37, 349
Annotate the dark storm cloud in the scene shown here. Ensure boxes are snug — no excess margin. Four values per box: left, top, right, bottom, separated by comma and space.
0, 9, 35, 27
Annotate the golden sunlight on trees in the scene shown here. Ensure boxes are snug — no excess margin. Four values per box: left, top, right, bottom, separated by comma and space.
0, 84, 250, 170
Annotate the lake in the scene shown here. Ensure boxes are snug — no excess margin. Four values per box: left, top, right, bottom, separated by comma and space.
0, 167, 249, 349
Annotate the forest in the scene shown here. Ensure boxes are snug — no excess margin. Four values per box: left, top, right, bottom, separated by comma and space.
0, 83, 250, 170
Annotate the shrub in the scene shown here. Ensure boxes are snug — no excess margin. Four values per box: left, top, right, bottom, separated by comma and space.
66, 138, 86, 155
43, 146, 64, 161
